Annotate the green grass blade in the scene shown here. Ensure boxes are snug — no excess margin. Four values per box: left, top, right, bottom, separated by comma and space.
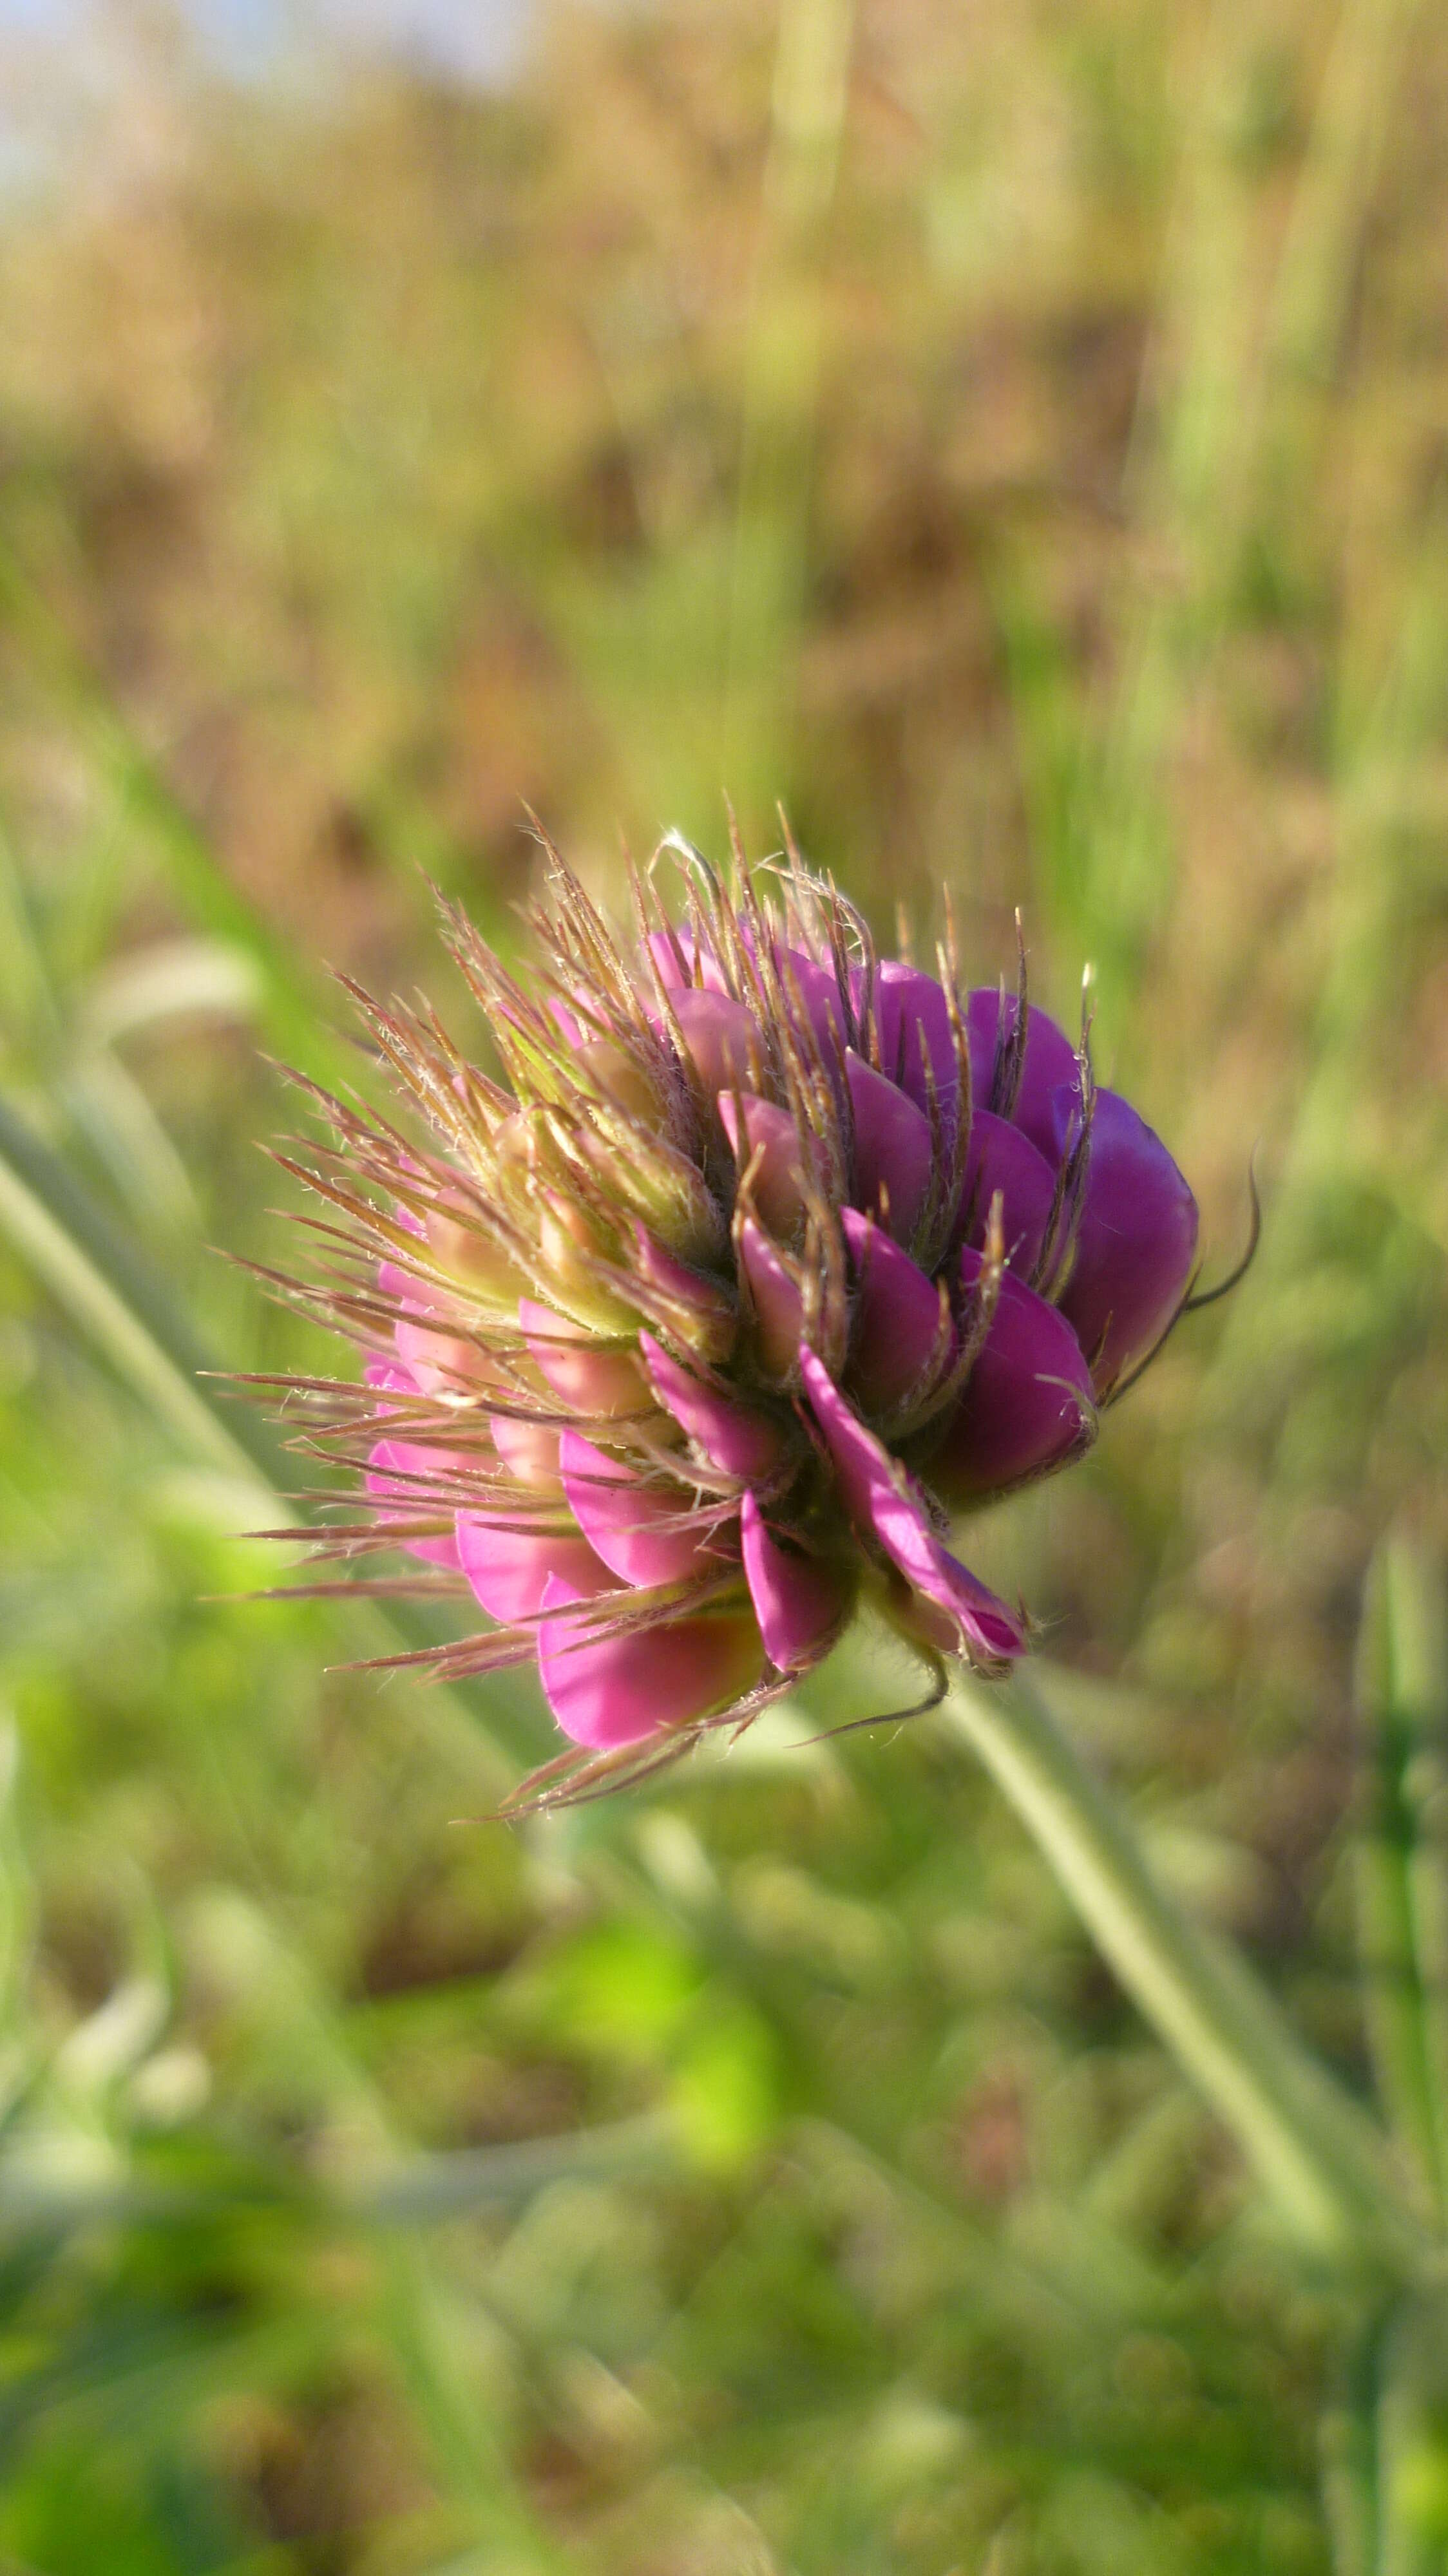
942, 1664, 1422, 2278
1356, 1540, 1448, 2228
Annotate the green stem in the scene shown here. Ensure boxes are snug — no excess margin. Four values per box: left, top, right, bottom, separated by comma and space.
942, 1665, 1425, 2280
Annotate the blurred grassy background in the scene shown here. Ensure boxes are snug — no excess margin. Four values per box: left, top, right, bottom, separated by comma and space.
1, 0, 1447, 2567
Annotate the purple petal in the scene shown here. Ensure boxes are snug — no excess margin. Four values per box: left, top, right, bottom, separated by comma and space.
846, 1051, 933, 1242
957, 1108, 1058, 1278
640, 1333, 787, 1481
718, 1090, 810, 1236
519, 1298, 647, 1419
964, 991, 1080, 1159
559, 1430, 732, 1589
738, 1219, 805, 1378
840, 1209, 947, 1418
928, 1260, 1095, 1506
1054, 1087, 1199, 1396
797, 1347, 1023, 1661
852, 962, 959, 1121
537, 1577, 766, 1750
740, 1491, 850, 1672
457, 1519, 613, 1621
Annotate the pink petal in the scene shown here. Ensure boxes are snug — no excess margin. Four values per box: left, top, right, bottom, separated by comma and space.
537, 1577, 767, 1750
772, 944, 847, 1061
520, 1298, 647, 1419
559, 1430, 732, 1589
928, 1260, 1095, 1506
738, 1219, 805, 1378
840, 1209, 948, 1418
646, 928, 725, 994
718, 1090, 811, 1237
669, 987, 763, 1095
846, 1052, 933, 1242
366, 1437, 465, 1571
957, 1108, 1058, 1278
457, 1519, 614, 1623
740, 1492, 850, 1672
640, 1333, 788, 1481
798, 1347, 1023, 1662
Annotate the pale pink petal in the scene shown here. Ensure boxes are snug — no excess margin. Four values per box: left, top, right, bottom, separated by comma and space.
798, 1347, 1023, 1662
840, 1209, 948, 1418
520, 1298, 647, 1419
537, 1577, 766, 1750
640, 1333, 788, 1481
846, 1052, 933, 1242
559, 1430, 732, 1589
489, 1414, 564, 1489
740, 1492, 850, 1672
457, 1519, 614, 1623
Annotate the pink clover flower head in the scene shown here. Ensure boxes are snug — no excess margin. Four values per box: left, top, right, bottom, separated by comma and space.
274, 836, 1205, 1808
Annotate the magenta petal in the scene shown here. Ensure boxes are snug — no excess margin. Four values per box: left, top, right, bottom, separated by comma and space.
929, 1260, 1095, 1506
1054, 1087, 1199, 1396
537, 1577, 766, 1750
798, 1347, 1023, 1662
846, 1052, 933, 1242
853, 962, 958, 1121
840, 1209, 946, 1417
958, 1108, 1058, 1276
740, 1491, 849, 1672
738, 1219, 805, 1377
718, 1090, 809, 1236
559, 1430, 730, 1589
964, 992, 1080, 1159
457, 1518, 613, 1621
640, 1333, 786, 1481
520, 1298, 646, 1419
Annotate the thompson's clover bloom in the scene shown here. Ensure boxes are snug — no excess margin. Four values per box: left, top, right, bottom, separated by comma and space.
270, 837, 1210, 1806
